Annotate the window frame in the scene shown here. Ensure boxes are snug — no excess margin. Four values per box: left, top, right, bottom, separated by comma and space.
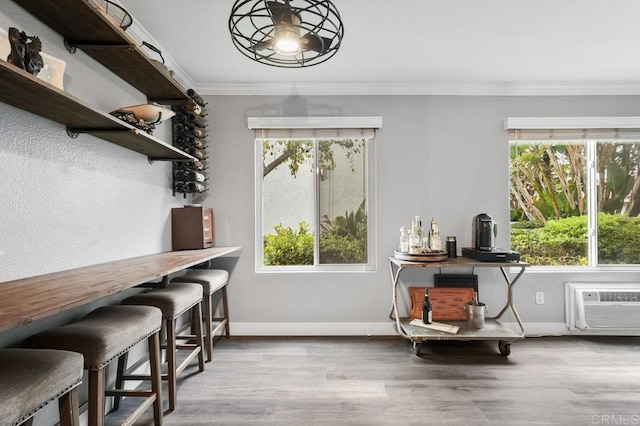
251, 117, 381, 273
506, 116, 640, 271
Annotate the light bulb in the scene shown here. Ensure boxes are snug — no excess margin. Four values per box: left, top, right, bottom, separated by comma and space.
274, 25, 301, 56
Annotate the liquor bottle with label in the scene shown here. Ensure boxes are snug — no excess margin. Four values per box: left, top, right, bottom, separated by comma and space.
429, 217, 442, 251
409, 220, 421, 254
414, 216, 423, 248
399, 226, 409, 253
422, 288, 432, 324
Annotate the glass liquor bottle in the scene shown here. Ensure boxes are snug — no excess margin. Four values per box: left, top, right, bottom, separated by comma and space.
409, 221, 421, 254
399, 226, 409, 253
422, 288, 432, 324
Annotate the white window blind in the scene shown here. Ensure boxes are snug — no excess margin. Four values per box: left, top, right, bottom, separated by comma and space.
505, 116, 640, 141
248, 116, 382, 140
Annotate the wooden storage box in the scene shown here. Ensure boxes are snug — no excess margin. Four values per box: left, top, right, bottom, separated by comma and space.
171, 206, 214, 250
409, 287, 475, 321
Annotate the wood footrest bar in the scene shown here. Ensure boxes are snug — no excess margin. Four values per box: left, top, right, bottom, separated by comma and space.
176, 348, 201, 375
105, 390, 155, 398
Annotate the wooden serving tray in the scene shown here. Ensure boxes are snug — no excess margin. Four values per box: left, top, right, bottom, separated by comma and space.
409, 287, 475, 321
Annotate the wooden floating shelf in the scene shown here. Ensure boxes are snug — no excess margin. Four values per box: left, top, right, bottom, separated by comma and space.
13, 0, 190, 102
0, 60, 195, 161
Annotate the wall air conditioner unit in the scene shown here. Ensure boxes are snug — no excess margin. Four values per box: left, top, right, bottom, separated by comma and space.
565, 283, 640, 335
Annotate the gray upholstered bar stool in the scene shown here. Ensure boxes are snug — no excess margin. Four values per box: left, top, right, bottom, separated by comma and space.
171, 269, 229, 362
23, 305, 163, 426
120, 282, 205, 411
0, 348, 83, 426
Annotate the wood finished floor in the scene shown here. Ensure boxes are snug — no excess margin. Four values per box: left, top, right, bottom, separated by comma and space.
107, 335, 640, 426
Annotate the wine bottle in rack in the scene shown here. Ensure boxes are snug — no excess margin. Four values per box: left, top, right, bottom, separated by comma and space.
174, 123, 188, 134
184, 147, 206, 160
174, 170, 187, 181
184, 101, 204, 116
186, 182, 206, 193
172, 94, 208, 196
189, 114, 207, 129
177, 111, 206, 128
186, 88, 206, 107
174, 112, 189, 124
185, 170, 206, 182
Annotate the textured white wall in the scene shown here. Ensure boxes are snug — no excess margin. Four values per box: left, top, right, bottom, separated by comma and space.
0, 3, 186, 284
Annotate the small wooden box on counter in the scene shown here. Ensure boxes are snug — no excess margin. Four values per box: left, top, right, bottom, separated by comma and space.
171, 206, 214, 250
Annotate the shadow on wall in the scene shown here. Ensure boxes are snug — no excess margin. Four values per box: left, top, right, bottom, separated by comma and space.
244, 91, 344, 118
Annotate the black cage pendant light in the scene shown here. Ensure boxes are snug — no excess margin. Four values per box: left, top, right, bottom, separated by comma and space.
229, 0, 344, 68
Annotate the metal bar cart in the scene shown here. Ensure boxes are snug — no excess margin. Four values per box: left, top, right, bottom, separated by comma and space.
389, 255, 529, 356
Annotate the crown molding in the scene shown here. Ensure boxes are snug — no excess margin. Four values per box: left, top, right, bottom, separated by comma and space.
194, 81, 640, 97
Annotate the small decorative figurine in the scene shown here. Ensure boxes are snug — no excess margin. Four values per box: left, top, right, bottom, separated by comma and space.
7, 27, 44, 76
25, 35, 44, 75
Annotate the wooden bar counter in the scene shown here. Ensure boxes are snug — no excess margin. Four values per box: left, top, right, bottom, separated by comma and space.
0, 246, 241, 334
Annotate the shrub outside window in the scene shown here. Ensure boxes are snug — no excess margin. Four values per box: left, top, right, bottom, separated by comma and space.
510, 133, 640, 267
256, 135, 375, 272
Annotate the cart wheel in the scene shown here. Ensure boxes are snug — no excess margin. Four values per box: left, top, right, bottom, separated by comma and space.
498, 340, 511, 357
413, 341, 422, 355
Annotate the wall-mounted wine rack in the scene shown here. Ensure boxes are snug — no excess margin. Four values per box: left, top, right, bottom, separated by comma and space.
172, 89, 209, 197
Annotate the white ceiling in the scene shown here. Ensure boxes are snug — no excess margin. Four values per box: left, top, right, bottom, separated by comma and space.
118, 0, 640, 96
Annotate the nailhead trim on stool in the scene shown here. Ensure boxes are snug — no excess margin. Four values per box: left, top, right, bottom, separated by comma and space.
0, 348, 83, 426
172, 269, 230, 362
23, 305, 163, 426
121, 282, 205, 410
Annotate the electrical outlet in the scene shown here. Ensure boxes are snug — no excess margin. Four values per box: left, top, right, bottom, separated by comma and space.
536, 291, 544, 305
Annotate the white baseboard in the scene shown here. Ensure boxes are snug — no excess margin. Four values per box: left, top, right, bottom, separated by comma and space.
500, 322, 569, 337
230, 322, 570, 337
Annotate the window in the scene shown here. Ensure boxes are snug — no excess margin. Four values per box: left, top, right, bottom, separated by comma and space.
251, 117, 380, 271
507, 117, 640, 267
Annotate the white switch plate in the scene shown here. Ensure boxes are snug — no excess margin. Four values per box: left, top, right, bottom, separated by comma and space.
536, 291, 544, 304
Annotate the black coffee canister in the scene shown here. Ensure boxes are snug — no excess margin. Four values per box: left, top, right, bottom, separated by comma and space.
446, 236, 457, 258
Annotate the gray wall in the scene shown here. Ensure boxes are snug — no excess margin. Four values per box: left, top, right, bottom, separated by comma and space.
207, 94, 640, 335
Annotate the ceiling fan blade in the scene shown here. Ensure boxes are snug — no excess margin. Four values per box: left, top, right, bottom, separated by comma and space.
300, 34, 332, 53
252, 39, 274, 52
266, 1, 294, 25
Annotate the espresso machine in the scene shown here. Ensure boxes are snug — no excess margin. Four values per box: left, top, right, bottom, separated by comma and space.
462, 213, 520, 262
472, 213, 497, 251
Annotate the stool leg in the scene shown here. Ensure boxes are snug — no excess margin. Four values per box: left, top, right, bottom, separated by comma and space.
89, 369, 106, 426
59, 387, 80, 426
113, 352, 129, 411
194, 302, 205, 371
148, 331, 163, 426
204, 294, 213, 362
222, 286, 230, 337
166, 318, 177, 411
